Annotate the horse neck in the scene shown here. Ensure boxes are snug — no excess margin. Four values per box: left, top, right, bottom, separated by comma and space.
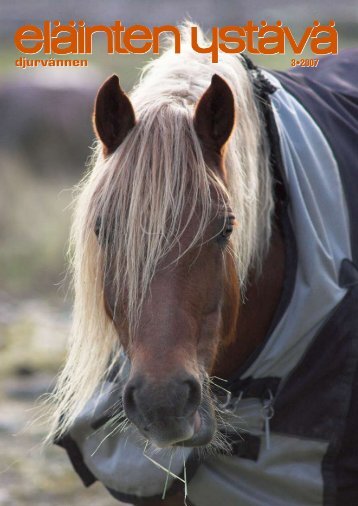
212, 219, 285, 379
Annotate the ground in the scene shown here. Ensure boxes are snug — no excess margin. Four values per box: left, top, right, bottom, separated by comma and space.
0, 295, 127, 506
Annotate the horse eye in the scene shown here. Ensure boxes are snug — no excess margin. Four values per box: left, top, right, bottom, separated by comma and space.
95, 216, 113, 244
217, 215, 235, 243
94, 216, 101, 237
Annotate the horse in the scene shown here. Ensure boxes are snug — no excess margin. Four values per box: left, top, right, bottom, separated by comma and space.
50, 25, 358, 506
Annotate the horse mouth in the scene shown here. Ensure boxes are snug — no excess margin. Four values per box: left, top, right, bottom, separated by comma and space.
172, 398, 217, 448
175, 414, 215, 447
136, 396, 217, 449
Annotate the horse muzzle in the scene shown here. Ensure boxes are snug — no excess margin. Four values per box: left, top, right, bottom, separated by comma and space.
123, 372, 213, 447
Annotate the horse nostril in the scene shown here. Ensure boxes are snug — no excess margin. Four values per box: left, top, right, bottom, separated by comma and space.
182, 376, 201, 417
123, 382, 139, 422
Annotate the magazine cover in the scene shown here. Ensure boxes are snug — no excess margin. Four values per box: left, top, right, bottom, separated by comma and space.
1, 1, 357, 505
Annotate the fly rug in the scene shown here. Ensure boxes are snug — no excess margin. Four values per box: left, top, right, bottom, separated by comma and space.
50, 27, 358, 506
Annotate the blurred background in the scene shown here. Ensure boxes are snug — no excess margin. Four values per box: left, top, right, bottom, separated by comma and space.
0, 1, 357, 505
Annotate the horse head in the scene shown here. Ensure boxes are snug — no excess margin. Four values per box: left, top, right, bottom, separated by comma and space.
92, 73, 240, 448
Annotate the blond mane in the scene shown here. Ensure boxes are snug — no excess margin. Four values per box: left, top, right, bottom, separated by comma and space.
47, 23, 273, 441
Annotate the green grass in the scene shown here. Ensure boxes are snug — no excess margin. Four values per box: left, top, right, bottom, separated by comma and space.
0, 157, 72, 300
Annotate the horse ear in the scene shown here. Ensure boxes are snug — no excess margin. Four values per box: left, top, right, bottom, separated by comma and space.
194, 74, 235, 153
93, 74, 135, 156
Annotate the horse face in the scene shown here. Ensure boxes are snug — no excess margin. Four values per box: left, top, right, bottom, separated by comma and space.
104, 205, 238, 447
95, 74, 239, 448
